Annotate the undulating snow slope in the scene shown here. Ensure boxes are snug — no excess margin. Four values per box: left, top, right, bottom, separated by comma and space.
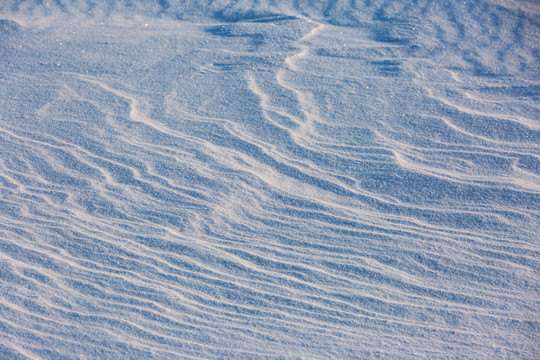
1, 1, 539, 359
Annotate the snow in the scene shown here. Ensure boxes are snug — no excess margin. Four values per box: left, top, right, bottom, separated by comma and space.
1, 0, 539, 358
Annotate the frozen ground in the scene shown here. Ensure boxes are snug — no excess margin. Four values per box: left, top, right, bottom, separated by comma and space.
0, 0, 539, 359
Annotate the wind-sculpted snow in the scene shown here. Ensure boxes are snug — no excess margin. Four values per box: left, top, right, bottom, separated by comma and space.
1, 0, 539, 359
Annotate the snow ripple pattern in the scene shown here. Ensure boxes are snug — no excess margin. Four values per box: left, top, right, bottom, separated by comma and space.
0, 0, 539, 359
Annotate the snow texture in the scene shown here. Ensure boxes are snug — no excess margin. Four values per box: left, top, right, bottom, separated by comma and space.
0, 0, 539, 359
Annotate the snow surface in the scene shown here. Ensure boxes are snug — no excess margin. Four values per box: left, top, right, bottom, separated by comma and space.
0, 0, 539, 359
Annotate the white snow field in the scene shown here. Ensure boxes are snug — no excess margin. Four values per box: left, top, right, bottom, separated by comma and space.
0, 0, 539, 359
